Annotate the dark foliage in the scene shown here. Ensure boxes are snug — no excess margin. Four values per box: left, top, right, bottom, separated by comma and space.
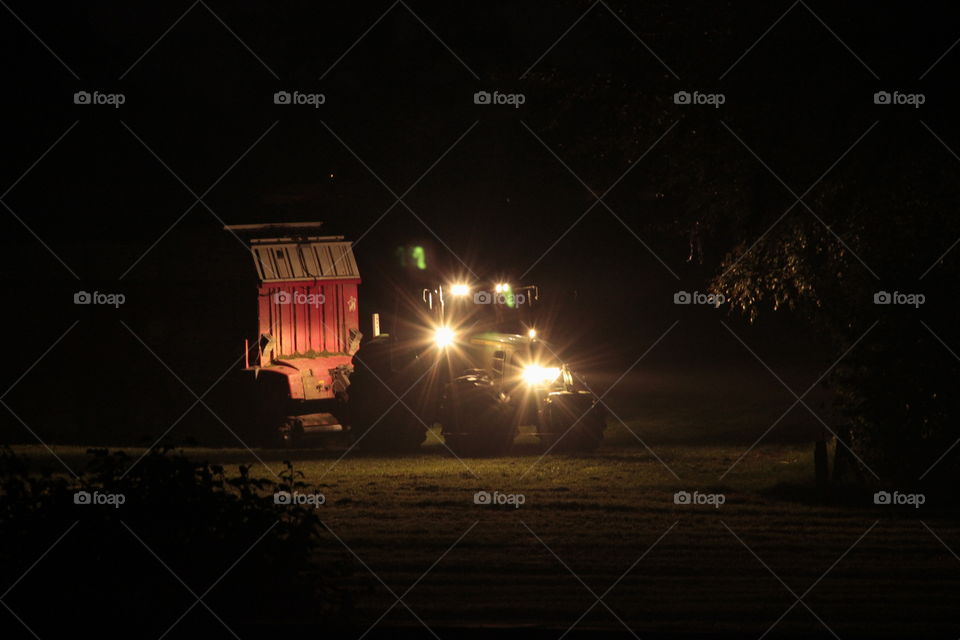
0, 446, 351, 638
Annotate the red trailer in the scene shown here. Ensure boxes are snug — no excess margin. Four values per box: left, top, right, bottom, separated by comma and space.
226, 222, 361, 445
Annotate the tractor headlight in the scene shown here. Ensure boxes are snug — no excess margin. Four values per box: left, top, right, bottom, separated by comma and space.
434, 326, 455, 348
522, 365, 561, 386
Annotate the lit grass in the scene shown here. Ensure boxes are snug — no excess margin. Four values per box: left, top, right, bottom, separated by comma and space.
11, 420, 957, 635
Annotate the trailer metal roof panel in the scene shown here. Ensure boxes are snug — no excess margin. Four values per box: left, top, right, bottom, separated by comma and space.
251, 241, 359, 283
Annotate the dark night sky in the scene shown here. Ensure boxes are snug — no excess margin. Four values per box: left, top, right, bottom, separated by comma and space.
2, 1, 958, 443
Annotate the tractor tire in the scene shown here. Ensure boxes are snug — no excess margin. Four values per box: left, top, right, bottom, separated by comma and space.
348, 338, 427, 453
539, 392, 607, 453
440, 377, 516, 457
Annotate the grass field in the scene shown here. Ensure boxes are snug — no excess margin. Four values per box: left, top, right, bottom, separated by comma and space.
17, 428, 960, 637
11, 367, 960, 637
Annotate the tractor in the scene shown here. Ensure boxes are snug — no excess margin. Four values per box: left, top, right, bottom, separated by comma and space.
226, 223, 605, 453
349, 280, 607, 455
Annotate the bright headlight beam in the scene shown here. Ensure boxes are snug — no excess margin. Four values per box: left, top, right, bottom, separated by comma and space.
450, 283, 470, 296
522, 365, 561, 385
434, 326, 455, 348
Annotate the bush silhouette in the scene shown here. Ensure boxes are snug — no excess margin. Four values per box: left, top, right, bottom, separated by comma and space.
0, 446, 351, 638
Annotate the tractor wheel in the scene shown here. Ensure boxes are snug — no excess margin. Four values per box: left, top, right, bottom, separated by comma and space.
440, 379, 516, 457
348, 339, 426, 453
540, 393, 607, 453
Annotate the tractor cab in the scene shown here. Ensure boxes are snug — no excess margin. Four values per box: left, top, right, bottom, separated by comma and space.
422, 282, 540, 338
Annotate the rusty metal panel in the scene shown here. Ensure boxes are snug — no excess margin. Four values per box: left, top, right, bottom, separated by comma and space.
336, 243, 359, 277
257, 281, 360, 358
251, 241, 359, 283
316, 244, 335, 277
302, 245, 322, 278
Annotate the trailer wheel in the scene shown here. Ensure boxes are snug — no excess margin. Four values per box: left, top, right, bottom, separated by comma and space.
272, 421, 299, 449
440, 379, 516, 457
253, 404, 295, 450
539, 393, 606, 453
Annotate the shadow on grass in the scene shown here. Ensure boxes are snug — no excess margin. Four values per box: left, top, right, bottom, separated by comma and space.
759, 481, 960, 518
